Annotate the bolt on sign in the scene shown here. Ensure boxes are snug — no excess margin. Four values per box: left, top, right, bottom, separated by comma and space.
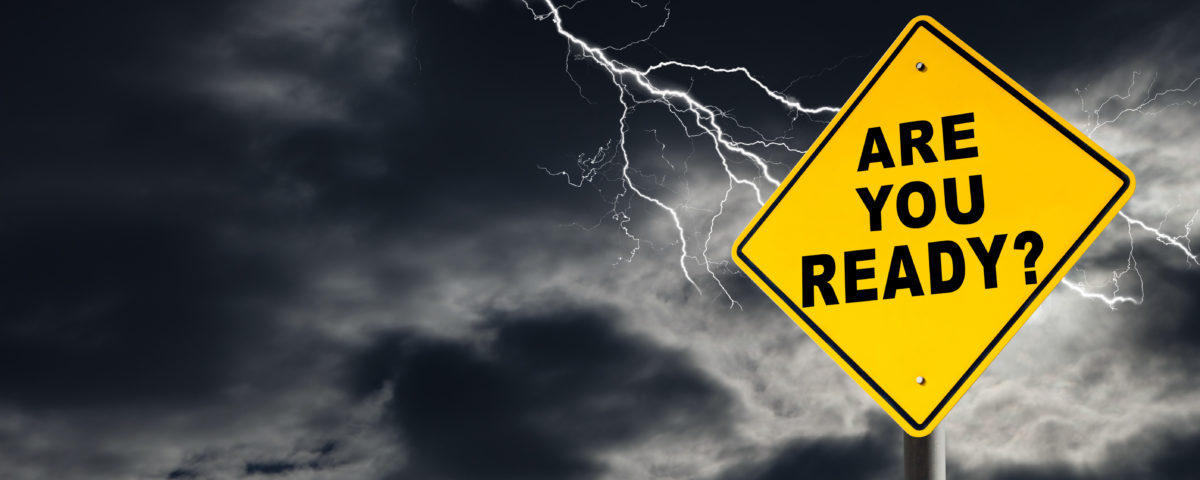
732, 16, 1134, 437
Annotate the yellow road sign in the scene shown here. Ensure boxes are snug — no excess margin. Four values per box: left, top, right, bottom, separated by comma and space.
732, 16, 1134, 437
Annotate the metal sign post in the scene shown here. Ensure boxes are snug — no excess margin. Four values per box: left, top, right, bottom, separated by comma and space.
904, 428, 945, 480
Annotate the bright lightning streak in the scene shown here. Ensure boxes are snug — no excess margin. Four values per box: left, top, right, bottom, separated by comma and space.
1062, 208, 1199, 310
1062, 71, 1200, 308
526, 0, 836, 307
529, 1, 1200, 310
1062, 220, 1144, 308
1120, 211, 1200, 265
1078, 71, 1200, 136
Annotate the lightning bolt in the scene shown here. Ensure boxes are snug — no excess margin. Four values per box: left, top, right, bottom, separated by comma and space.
1063, 72, 1200, 308
1078, 71, 1200, 136
528, 1, 1199, 310
526, 0, 836, 308
1063, 209, 1199, 309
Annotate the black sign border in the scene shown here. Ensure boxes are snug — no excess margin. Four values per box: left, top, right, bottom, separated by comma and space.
735, 19, 1131, 432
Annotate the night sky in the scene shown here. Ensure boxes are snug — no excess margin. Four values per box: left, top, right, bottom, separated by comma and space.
3, 1, 1200, 479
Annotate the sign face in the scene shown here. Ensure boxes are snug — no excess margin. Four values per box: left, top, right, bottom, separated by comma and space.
732, 16, 1134, 437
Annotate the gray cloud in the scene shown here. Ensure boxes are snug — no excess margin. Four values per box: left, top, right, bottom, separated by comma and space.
352, 308, 736, 479
717, 413, 899, 480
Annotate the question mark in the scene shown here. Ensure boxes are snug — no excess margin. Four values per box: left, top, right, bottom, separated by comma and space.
1013, 231, 1043, 285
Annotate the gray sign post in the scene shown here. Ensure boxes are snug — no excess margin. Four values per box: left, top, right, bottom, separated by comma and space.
904, 428, 946, 480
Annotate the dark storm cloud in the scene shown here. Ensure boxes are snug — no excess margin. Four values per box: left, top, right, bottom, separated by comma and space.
0, 0, 316, 411
1075, 229, 1200, 355
241, 442, 340, 476
0, 208, 292, 407
244, 461, 297, 475
160, 439, 349, 480
1135, 428, 1200, 479
717, 413, 898, 480
1, 0, 438, 402
0, 0, 402, 477
3, 2, 244, 174
978, 421, 1200, 480
1128, 252, 1200, 362
352, 308, 735, 480
1077, 240, 1200, 382
0, 1, 633, 476
983, 465, 1091, 480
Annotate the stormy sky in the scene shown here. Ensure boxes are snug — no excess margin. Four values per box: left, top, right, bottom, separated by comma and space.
2, 1, 1199, 479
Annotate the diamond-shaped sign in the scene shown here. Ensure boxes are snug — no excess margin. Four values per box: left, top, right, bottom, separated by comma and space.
731, 16, 1134, 437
